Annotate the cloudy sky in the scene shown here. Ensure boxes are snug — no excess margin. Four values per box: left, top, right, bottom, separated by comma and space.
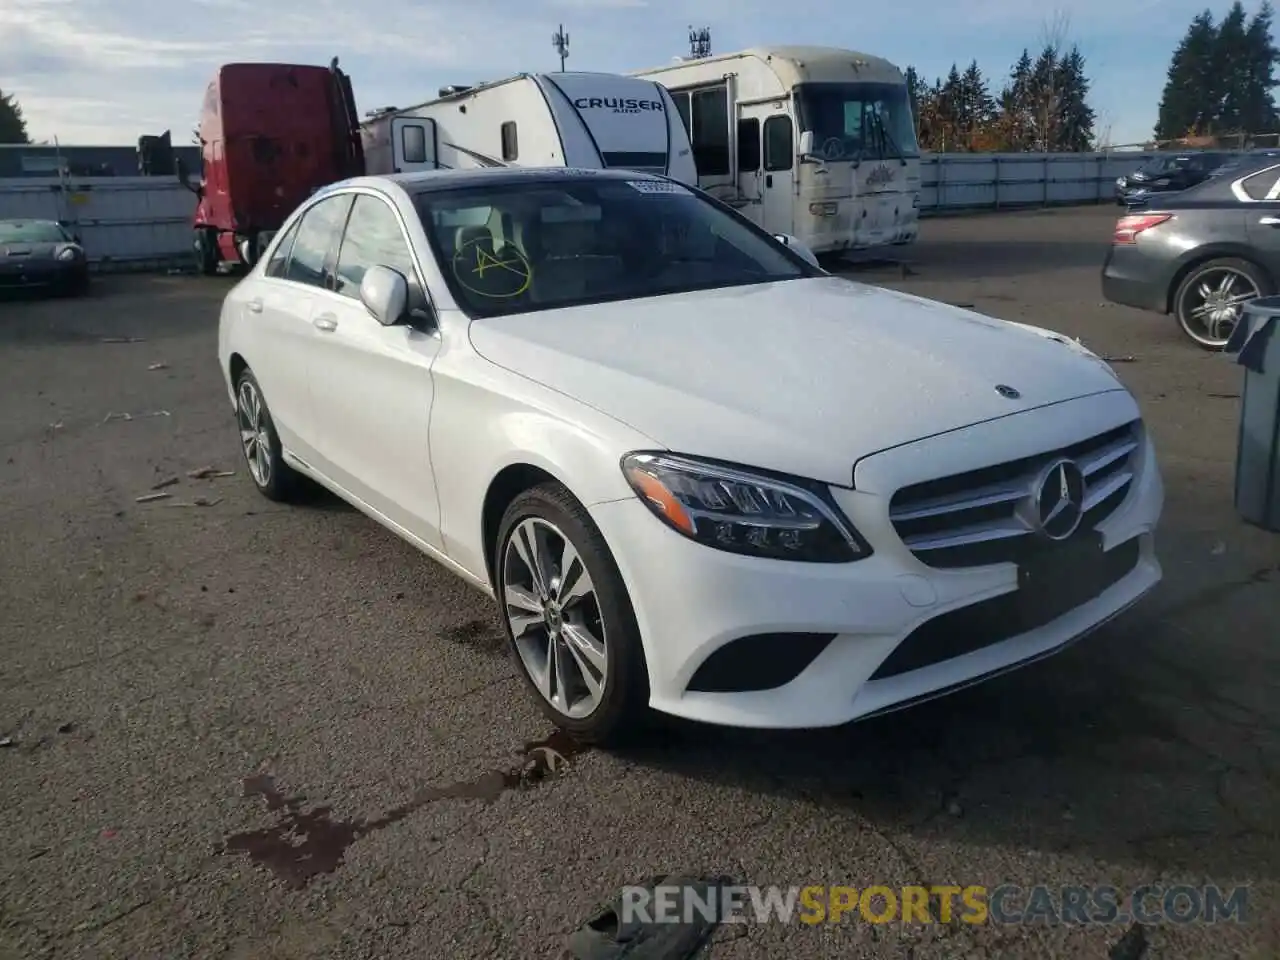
0, 0, 1248, 148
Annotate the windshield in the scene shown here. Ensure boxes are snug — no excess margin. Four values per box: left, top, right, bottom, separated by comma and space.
0, 221, 69, 243
794, 82, 920, 162
413, 178, 811, 317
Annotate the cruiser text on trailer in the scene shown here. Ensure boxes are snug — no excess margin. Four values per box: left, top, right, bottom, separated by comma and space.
632, 46, 922, 257
360, 72, 696, 185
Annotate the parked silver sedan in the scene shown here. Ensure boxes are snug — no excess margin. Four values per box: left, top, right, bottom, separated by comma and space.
0, 219, 90, 296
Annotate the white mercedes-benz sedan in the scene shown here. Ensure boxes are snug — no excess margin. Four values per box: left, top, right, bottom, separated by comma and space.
217, 167, 1164, 744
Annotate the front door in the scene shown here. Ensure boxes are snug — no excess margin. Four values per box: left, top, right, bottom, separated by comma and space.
738, 102, 795, 237
391, 117, 439, 173
304, 191, 444, 548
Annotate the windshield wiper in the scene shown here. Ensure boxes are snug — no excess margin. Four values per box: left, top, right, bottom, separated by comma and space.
868, 110, 908, 166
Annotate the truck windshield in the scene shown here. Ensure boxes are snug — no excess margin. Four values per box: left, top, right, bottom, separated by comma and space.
794, 82, 920, 162
414, 177, 813, 317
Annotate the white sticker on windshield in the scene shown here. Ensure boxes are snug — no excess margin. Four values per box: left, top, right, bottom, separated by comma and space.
626, 180, 691, 196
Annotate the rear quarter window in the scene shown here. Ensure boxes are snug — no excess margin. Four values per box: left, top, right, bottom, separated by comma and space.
1237, 165, 1280, 201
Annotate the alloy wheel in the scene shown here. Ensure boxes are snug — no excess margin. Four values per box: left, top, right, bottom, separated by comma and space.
1181, 267, 1259, 347
236, 379, 272, 488
502, 517, 608, 719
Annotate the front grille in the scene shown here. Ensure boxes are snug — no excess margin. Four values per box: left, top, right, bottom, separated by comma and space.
888, 421, 1140, 569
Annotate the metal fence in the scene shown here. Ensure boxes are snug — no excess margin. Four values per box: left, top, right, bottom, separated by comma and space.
1, 151, 1158, 268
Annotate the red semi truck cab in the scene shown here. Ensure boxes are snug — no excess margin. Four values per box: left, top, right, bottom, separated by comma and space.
184, 59, 363, 273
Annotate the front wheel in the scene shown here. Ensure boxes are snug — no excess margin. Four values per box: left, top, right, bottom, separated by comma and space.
495, 483, 650, 745
1172, 257, 1271, 350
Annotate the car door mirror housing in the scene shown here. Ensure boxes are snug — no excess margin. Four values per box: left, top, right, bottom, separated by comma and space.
359, 265, 410, 326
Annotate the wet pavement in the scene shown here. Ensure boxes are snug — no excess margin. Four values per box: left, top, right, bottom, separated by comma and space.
1, 206, 1277, 958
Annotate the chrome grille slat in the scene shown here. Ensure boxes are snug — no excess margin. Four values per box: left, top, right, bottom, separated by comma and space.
903, 518, 1030, 552
888, 421, 1142, 568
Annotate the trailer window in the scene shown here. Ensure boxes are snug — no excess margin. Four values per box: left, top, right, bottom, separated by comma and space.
737, 119, 760, 173
501, 122, 518, 162
402, 125, 428, 165
763, 115, 793, 172
690, 87, 729, 176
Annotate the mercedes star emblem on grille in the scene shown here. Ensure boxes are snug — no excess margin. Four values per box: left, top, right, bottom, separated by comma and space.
994, 384, 1021, 399
1031, 458, 1086, 540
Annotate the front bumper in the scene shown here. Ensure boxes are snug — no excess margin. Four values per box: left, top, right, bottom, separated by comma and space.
590, 393, 1164, 729
0, 257, 88, 291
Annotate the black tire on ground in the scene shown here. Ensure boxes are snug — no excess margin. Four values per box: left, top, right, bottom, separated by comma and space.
233, 367, 303, 503
1172, 257, 1273, 351
195, 228, 219, 276
494, 482, 651, 746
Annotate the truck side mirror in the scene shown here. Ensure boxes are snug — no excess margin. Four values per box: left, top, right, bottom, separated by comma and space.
797, 130, 816, 163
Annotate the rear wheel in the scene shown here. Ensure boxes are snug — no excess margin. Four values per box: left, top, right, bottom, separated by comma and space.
194, 228, 219, 276
494, 483, 650, 745
1172, 257, 1271, 350
234, 368, 302, 502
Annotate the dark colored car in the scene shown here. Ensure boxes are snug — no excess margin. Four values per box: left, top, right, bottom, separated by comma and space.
0, 219, 90, 296
1114, 151, 1234, 206
1101, 156, 1280, 349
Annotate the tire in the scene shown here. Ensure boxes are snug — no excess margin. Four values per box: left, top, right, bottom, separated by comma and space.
195, 229, 219, 276
234, 368, 302, 502
494, 482, 650, 746
1172, 257, 1272, 351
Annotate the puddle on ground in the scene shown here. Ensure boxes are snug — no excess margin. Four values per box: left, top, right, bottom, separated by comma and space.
222, 730, 588, 889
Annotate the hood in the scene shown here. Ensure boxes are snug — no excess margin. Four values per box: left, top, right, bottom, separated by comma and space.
466, 277, 1124, 486
1, 242, 59, 259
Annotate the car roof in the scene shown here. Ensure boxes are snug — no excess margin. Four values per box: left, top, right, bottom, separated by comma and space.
326, 167, 667, 197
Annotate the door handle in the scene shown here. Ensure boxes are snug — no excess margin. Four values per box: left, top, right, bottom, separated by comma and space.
312, 314, 338, 332
1260, 216, 1280, 226
246, 298, 263, 314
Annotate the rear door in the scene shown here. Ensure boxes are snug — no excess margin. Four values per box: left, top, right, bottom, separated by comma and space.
1237, 163, 1280, 276
243, 193, 352, 457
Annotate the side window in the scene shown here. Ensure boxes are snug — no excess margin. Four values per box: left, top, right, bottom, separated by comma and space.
763, 115, 793, 172
264, 219, 301, 278
501, 121, 518, 162
284, 194, 354, 288
334, 195, 419, 300
737, 118, 760, 173
402, 125, 427, 164
690, 86, 729, 176
1240, 165, 1280, 201
671, 91, 692, 136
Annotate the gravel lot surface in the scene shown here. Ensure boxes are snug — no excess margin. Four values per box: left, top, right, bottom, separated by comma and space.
1, 205, 1277, 959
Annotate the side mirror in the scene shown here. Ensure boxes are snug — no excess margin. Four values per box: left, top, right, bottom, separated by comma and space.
773, 233, 821, 269
797, 130, 814, 158
359, 265, 410, 326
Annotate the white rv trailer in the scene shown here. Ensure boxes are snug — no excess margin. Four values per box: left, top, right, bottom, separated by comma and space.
632, 46, 922, 256
360, 72, 696, 185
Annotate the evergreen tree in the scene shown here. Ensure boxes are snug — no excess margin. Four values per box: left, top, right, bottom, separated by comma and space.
1053, 45, 1096, 150
1215, 1, 1251, 132
1242, 1, 1280, 134
998, 50, 1035, 151
904, 66, 926, 127
1027, 44, 1062, 152
958, 60, 996, 149
0, 89, 30, 144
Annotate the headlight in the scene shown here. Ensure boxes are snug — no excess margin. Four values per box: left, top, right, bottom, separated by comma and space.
56, 246, 80, 261
619, 452, 869, 563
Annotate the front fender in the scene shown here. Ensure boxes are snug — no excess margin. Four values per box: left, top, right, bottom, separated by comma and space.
429, 354, 661, 580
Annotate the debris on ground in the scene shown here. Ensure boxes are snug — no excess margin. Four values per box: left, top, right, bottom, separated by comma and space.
1206, 392, 1240, 400
100, 336, 145, 344
148, 362, 168, 371
1109, 921, 1149, 960
0, 736, 13, 748
102, 410, 170, 423
564, 875, 732, 960
166, 497, 222, 508
151, 476, 180, 490
1102, 355, 1138, 363
187, 466, 235, 479
135, 492, 172, 504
